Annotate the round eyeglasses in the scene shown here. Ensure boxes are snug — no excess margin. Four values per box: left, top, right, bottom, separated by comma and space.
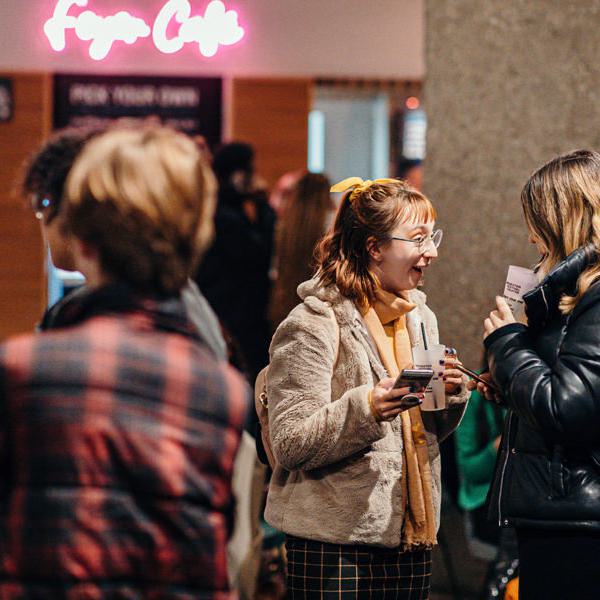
388, 229, 443, 253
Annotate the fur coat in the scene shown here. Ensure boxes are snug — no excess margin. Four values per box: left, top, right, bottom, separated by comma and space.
265, 279, 468, 547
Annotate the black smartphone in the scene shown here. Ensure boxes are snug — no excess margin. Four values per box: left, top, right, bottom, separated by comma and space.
393, 368, 434, 392
455, 364, 499, 391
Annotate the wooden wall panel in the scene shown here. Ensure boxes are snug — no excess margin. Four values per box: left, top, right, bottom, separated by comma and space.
0, 73, 52, 340
230, 78, 311, 187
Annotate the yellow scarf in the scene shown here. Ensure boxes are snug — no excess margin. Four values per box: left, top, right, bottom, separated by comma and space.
361, 288, 437, 549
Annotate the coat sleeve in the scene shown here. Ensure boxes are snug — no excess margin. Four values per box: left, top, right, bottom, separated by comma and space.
267, 307, 387, 471
485, 301, 600, 445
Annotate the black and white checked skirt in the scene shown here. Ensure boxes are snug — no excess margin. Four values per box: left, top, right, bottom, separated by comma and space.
285, 534, 432, 599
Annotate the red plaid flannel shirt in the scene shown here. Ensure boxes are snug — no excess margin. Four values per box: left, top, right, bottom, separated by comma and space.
0, 284, 249, 599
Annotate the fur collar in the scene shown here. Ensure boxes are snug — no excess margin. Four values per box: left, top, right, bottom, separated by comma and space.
297, 279, 430, 349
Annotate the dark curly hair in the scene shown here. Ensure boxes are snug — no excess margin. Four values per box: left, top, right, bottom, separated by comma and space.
21, 126, 106, 222
212, 141, 254, 182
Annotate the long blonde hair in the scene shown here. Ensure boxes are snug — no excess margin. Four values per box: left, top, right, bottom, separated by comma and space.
270, 172, 333, 328
521, 149, 600, 313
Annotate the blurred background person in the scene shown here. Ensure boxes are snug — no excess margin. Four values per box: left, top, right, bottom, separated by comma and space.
268, 169, 302, 218
23, 126, 101, 278
0, 125, 249, 598
396, 157, 424, 191
269, 171, 334, 330
193, 140, 278, 598
22, 123, 227, 380
195, 141, 276, 381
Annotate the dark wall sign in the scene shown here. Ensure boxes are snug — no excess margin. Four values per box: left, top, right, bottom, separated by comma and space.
0, 79, 14, 123
53, 74, 222, 148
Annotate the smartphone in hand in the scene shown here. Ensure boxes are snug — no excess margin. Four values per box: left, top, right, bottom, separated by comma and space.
393, 368, 434, 409
393, 368, 434, 392
455, 364, 499, 391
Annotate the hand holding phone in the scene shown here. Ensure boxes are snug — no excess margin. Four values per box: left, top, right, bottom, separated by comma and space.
392, 368, 434, 409
370, 371, 431, 421
455, 364, 500, 400
456, 364, 499, 392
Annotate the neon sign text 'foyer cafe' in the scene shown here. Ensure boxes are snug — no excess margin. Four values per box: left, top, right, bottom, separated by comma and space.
44, 0, 245, 60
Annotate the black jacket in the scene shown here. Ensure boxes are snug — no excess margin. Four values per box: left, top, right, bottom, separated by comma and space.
485, 245, 600, 531
195, 186, 275, 380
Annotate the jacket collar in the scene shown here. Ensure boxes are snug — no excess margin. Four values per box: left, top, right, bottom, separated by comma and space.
524, 244, 597, 328
43, 281, 199, 340
297, 279, 428, 378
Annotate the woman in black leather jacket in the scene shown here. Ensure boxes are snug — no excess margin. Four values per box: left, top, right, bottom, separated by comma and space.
480, 149, 600, 600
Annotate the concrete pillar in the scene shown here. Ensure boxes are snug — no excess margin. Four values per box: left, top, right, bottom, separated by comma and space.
424, 1, 600, 366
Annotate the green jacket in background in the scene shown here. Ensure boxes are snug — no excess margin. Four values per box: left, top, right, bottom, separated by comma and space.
455, 390, 506, 511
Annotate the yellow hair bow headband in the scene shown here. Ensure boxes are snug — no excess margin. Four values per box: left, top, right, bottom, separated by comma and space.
330, 177, 398, 203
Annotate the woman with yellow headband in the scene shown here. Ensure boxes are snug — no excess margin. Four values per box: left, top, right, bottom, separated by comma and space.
264, 177, 468, 598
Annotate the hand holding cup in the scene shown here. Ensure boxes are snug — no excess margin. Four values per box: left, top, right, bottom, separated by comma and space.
442, 347, 464, 395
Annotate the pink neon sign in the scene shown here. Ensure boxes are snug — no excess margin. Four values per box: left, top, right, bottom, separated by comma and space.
44, 0, 245, 61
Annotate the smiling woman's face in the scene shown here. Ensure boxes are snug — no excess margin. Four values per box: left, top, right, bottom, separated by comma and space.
369, 217, 438, 294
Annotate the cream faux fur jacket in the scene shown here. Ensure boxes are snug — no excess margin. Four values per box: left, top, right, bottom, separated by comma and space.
264, 279, 468, 548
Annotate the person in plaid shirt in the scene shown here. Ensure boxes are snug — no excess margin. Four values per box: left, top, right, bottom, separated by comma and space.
0, 125, 249, 599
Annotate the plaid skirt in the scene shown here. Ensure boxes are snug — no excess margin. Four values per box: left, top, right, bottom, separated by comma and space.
285, 535, 432, 600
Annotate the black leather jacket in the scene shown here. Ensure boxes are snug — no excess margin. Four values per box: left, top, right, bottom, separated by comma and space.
485, 245, 600, 531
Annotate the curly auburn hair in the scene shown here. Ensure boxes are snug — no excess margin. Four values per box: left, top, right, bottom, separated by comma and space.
315, 179, 436, 306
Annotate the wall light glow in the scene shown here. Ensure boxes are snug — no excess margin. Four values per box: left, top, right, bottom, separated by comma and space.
44, 0, 245, 61
405, 96, 420, 110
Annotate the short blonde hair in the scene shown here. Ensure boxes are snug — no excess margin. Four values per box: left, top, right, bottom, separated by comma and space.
315, 180, 436, 306
521, 149, 600, 313
65, 126, 216, 295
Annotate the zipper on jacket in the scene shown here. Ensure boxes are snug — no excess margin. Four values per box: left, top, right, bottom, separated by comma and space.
540, 286, 549, 316
497, 411, 514, 527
